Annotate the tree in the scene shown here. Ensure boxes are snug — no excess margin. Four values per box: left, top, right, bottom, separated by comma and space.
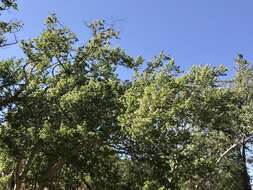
0, 0, 21, 48
0, 14, 140, 189
119, 58, 249, 189
1, 1, 253, 190
0, 0, 24, 113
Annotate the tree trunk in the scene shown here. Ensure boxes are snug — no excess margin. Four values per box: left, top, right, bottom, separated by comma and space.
13, 160, 23, 190
13, 179, 22, 190
242, 143, 251, 190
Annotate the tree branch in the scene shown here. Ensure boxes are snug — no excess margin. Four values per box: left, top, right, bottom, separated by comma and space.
216, 134, 253, 164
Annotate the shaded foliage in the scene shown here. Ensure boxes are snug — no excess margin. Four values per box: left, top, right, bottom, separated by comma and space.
0, 1, 253, 190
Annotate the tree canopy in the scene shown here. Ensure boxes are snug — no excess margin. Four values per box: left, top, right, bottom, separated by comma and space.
0, 1, 253, 190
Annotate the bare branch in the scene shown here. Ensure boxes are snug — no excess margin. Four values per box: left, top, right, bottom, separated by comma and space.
216, 135, 253, 164
216, 143, 239, 163
0, 33, 18, 48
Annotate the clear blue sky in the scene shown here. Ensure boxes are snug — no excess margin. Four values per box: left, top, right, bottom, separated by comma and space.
2, 0, 253, 78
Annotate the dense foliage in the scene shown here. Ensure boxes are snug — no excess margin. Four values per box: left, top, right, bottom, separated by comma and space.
0, 1, 253, 189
